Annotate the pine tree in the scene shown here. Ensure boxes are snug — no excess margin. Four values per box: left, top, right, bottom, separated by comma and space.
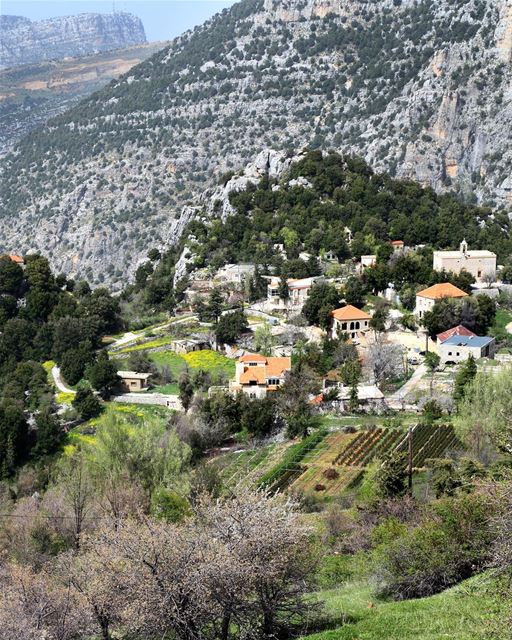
453, 355, 477, 405
278, 274, 289, 300
207, 288, 224, 324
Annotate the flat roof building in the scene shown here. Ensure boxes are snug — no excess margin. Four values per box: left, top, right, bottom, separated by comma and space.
117, 370, 151, 393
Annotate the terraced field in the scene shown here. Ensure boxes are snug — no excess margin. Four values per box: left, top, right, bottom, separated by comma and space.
396, 423, 460, 467
214, 423, 462, 498
291, 423, 460, 497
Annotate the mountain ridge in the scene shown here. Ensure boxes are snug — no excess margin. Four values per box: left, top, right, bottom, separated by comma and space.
0, 12, 146, 69
0, 0, 511, 285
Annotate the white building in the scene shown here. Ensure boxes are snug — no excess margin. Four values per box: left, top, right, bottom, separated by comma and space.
414, 283, 468, 318
215, 263, 255, 285
358, 255, 377, 273
439, 335, 496, 365
433, 240, 497, 283
266, 276, 320, 311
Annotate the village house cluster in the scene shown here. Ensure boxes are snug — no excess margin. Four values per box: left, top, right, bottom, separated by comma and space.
159, 235, 505, 417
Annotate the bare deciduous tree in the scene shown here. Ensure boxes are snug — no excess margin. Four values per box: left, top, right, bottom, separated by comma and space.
366, 335, 405, 387
0, 562, 86, 640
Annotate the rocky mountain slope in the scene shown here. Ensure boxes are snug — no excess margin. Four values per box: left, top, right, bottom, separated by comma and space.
0, 0, 511, 286
0, 13, 146, 69
0, 42, 166, 155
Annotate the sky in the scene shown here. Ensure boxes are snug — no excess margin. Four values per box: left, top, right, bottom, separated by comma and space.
1, 0, 237, 42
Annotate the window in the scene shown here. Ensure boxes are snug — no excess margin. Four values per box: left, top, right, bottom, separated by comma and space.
355, 321, 360, 330
248, 362, 258, 366
249, 393, 256, 399
342, 322, 347, 330
477, 270, 482, 278
267, 378, 280, 386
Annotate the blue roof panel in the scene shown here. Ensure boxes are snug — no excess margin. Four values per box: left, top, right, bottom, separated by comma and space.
441, 335, 494, 348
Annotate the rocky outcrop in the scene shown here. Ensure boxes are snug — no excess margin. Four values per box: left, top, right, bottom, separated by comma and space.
0, 0, 511, 286
0, 12, 146, 69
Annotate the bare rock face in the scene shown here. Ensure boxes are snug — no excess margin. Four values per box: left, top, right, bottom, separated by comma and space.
1, 0, 511, 286
0, 12, 146, 69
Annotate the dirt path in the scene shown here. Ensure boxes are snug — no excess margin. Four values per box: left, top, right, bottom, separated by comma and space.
386, 363, 426, 410
51, 366, 76, 394
110, 315, 198, 350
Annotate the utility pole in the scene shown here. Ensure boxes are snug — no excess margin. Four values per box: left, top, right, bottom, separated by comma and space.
407, 426, 413, 494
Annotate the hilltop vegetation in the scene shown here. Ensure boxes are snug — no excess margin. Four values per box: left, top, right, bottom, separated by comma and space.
186, 150, 512, 271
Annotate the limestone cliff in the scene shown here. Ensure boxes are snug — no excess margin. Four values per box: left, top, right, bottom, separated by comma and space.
0, 0, 511, 286
0, 12, 146, 69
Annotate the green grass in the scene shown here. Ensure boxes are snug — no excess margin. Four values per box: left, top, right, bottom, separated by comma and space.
302, 574, 503, 640
149, 349, 235, 379
113, 335, 175, 354
148, 383, 180, 395
490, 308, 512, 341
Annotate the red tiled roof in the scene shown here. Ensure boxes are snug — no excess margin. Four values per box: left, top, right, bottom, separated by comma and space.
417, 283, 468, 300
240, 368, 266, 384
331, 305, 371, 321
437, 325, 476, 343
7, 254, 24, 264
239, 354, 268, 363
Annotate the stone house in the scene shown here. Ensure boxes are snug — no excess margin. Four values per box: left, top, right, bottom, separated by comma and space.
170, 338, 209, 354
117, 371, 151, 392
229, 353, 291, 399
331, 305, 371, 340
433, 240, 497, 283
214, 263, 255, 285
414, 282, 468, 318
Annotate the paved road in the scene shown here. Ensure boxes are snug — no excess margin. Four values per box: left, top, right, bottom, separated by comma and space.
386, 364, 426, 410
51, 366, 76, 394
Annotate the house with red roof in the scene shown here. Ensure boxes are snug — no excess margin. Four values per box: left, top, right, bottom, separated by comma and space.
230, 353, 291, 399
437, 325, 476, 343
331, 305, 371, 340
414, 283, 468, 319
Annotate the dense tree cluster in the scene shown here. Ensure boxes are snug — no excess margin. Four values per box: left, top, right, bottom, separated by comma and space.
0, 255, 123, 475
185, 151, 512, 276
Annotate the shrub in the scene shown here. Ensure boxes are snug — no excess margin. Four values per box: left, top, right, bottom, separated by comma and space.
373, 492, 494, 600
323, 467, 339, 480
150, 488, 191, 523
72, 385, 103, 421
314, 483, 326, 492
